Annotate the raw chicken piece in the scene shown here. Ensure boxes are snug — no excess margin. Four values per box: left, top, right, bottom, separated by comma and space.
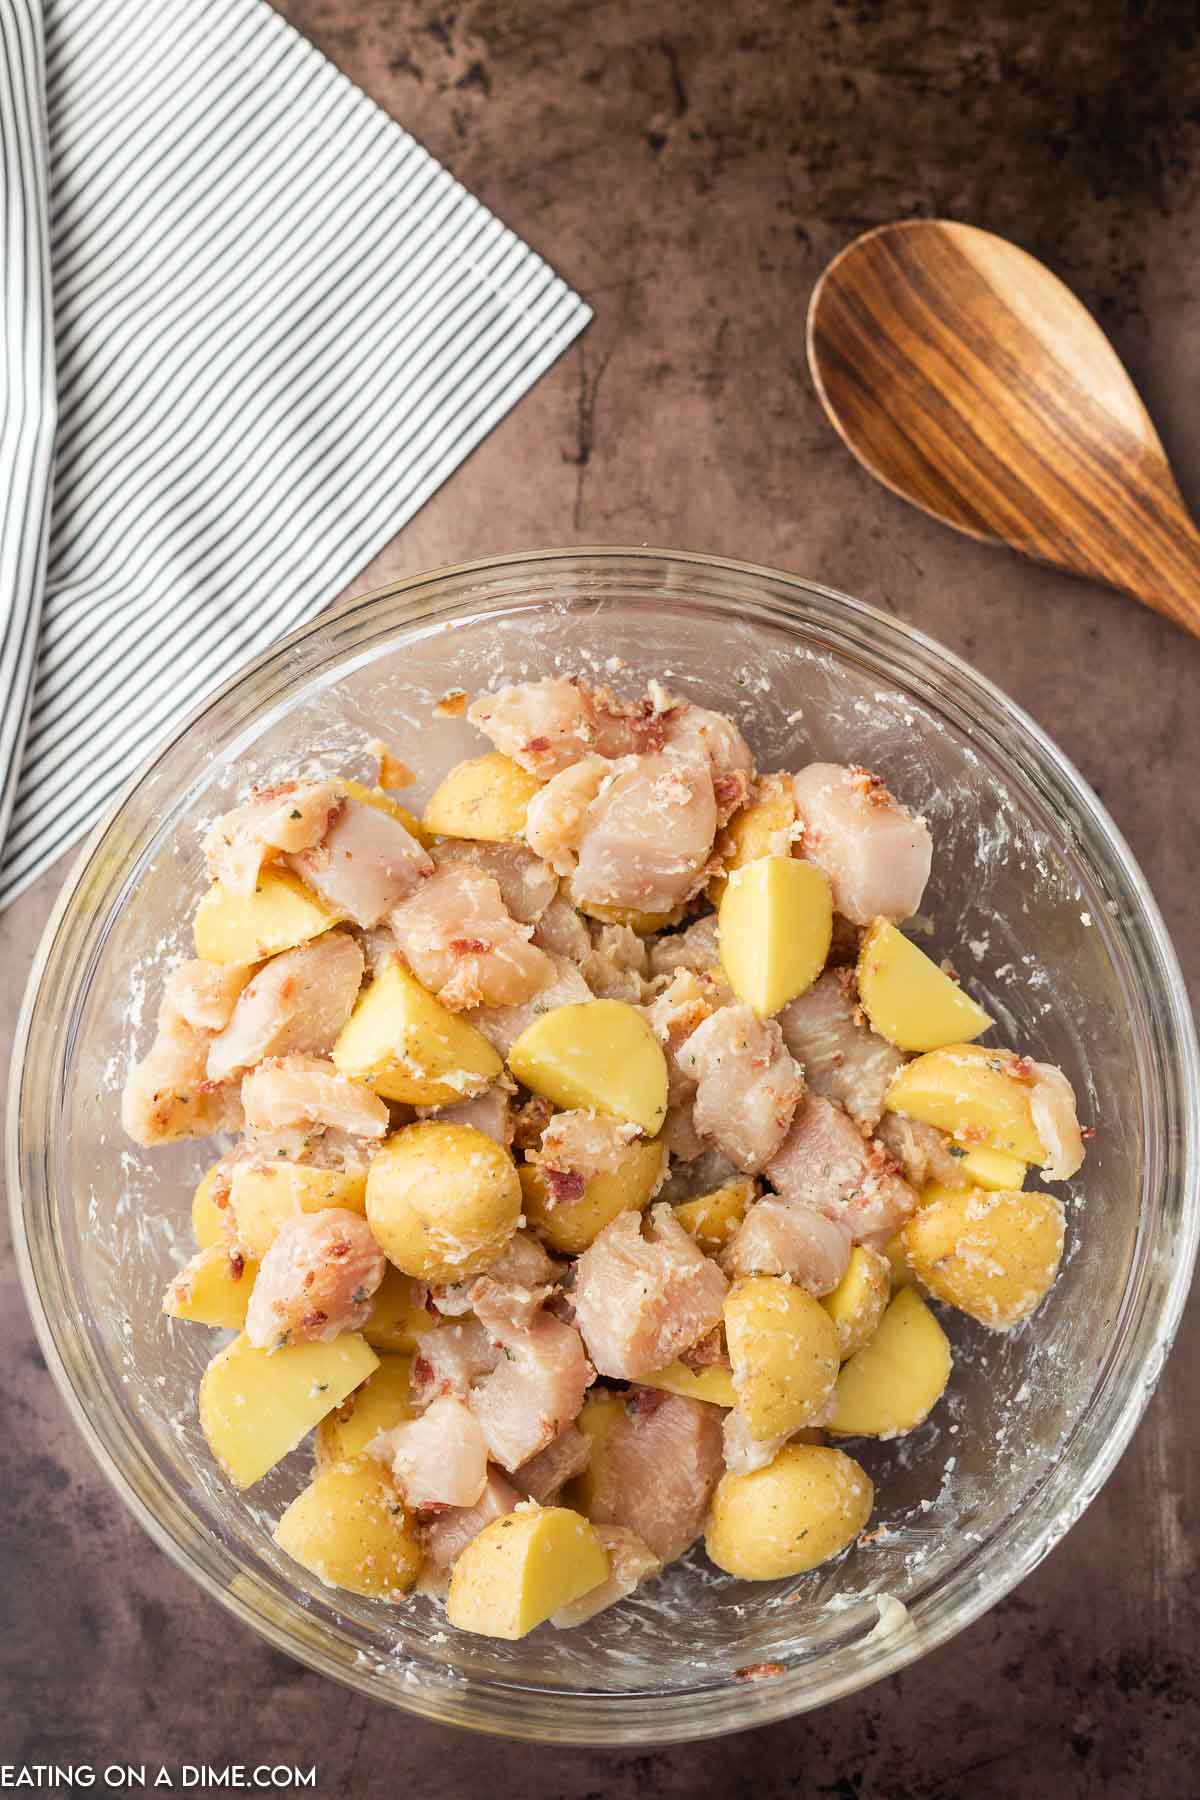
792, 763, 932, 926
588, 682, 677, 757
440, 1231, 563, 1331
581, 921, 649, 1003
662, 1102, 706, 1162
164, 959, 256, 1033
354, 924, 400, 976
777, 968, 904, 1132
206, 932, 364, 1083
234, 1123, 372, 1171
874, 1113, 967, 1190
677, 1005, 804, 1174
468, 678, 599, 777
287, 797, 431, 927
662, 704, 755, 824
530, 892, 592, 960
378, 1396, 489, 1510
390, 862, 553, 1011
240, 1055, 389, 1138
721, 1406, 791, 1476
512, 1424, 591, 1503
418, 1086, 513, 1147
1028, 1061, 1086, 1181
532, 1108, 645, 1195
469, 1305, 594, 1471
431, 840, 557, 924
412, 1320, 502, 1408
121, 991, 243, 1147
572, 752, 718, 913
203, 780, 343, 898
244, 1209, 384, 1350
766, 1093, 917, 1241
721, 1198, 851, 1295
524, 757, 610, 875
470, 955, 592, 1056
647, 913, 721, 981
422, 1468, 521, 1573
642, 968, 723, 1154
588, 1387, 724, 1564
572, 1205, 729, 1380
551, 1525, 661, 1628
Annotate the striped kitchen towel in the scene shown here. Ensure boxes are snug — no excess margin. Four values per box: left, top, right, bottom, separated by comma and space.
0, 0, 590, 910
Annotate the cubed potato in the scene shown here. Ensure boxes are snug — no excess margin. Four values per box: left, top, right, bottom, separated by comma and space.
718, 856, 833, 1017
551, 1525, 661, 1628
339, 777, 434, 848
567, 1388, 626, 1515
857, 918, 992, 1051
707, 774, 797, 904
821, 1245, 891, 1360
229, 1162, 367, 1259
199, 1331, 379, 1488
903, 1187, 1065, 1328
673, 1178, 755, 1251
951, 1143, 1027, 1191
163, 1244, 260, 1330
194, 869, 341, 964
446, 1506, 610, 1639
423, 752, 543, 842
829, 1287, 951, 1438
362, 1263, 440, 1353
884, 1044, 1046, 1165
519, 1138, 666, 1254
191, 1164, 231, 1250
705, 1443, 873, 1579
315, 1354, 416, 1465
724, 1276, 840, 1440
365, 1121, 521, 1283
332, 961, 502, 1105
641, 1360, 737, 1407
275, 1457, 422, 1600
507, 1000, 668, 1137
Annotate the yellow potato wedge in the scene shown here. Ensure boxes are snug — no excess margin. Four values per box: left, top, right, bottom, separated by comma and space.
229, 1162, 367, 1260
194, 869, 340, 964
950, 1143, 1027, 1191
365, 1121, 521, 1283
641, 1360, 737, 1407
199, 1331, 379, 1488
821, 1245, 891, 1360
519, 1138, 666, 1255
724, 1276, 841, 1440
315, 1354, 416, 1466
903, 1187, 1065, 1328
338, 777, 434, 848
163, 1244, 259, 1330
829, 1288, 951, 1438
423, 751, 543, 842
567, 1389, 626, 1516
718, 855, 833, 1017
446, 1506, 610, 1640
673, 1178, 755, 1250
884, 1044, 1046, 1165
275, 1457, 422, 1600
362, 1263, 440, 1353
857, 918, 992, 1051
706, 1444, 873, 1580
507, 999, 668, 1136
191, 1164, 231, 1250
707, 773, 797, 904
332, 960, 502, 1105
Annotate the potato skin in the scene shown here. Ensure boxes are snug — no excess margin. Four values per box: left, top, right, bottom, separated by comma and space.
903, 1186, 1065, 1327
724, 1276, 841, 1440
884, 1044, 1046, 1164
274, 1457, 422, 1599
423, 752, 542, 842
365, 1121, 521, 1283
519, 1138, 666, 1254
706, 1444, 873, 1579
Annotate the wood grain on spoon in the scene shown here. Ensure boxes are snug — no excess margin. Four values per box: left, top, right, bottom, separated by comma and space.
807, 219, 1200, 637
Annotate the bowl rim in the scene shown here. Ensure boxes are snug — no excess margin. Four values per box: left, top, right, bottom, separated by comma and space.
9, 544, 1199, 1744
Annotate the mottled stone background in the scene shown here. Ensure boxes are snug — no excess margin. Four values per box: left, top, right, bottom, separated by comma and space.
3, 1, 1198, 1793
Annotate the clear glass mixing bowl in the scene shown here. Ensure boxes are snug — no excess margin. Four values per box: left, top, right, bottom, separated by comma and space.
9, 549, 1198, 1744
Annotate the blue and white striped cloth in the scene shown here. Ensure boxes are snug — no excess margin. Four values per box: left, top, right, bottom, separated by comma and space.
0, 0, 589, 910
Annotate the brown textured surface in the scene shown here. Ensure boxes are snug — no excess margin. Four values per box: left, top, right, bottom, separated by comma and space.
3, 1, 1199, 1793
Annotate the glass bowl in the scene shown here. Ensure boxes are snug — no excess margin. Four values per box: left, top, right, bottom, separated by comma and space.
9, 548, 1198, 1745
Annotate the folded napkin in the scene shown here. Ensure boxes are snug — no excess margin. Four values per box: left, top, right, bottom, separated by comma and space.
0, 0, 589, 910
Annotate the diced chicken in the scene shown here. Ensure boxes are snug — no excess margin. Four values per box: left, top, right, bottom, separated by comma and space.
766, 1093, 917, 1242
441, 1231, 563, 1331
470, 955, 592, 1056
377, 1395, 488, 1510
422, 1468, 521, 1573
662, 704, 755, 825
588, 681, 677, 758
721, 1198, 851, 1295
677, 1005, 804, 1174
532, 1108, 645, 1197
431, 840, 558, 925
875, 1113, 967, 1190
206, 932, 364, 1083
551, 1525, 661, 1628
234, 1123, 372, 1171
512, 1424, 591, 1504
572, 1205, 729, 1380
244, 1208, 384, 1349
572, 752, 718, 913
469, 1307, 594, 1472
203, 780, 343, 898
524, 757, 610, 875
468, 678, 599, 778
287, 798, 432, 927
1028, 1061, 1086, 1181
642, 969, 723, 1154
121, 991, 243, 1147
240, 1055, 389, 1138
411, 1319, 501, 1404
647, 913, 721, 981
581, 921, 649, 1003
530, 892, 592, 960
588, 1386, 724, 1564
418, 1086, 512, 1147
662, 1102, 706, 1162
777, 968, 904, 1132
792, 763, 932, 926
390, 862, 553, 1011
164, 959, 257, 1033
721, 1406, 791, 1476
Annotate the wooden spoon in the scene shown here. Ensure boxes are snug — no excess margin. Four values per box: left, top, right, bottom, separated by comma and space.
806, 219, 1200, 637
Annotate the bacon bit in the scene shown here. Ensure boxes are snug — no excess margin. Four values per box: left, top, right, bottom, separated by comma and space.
368, 739, 416, 789
857, 1526, 889, 1544
434, 688, 469, 718
544, 1167, 587, 1205
448, 936, 491, 956
524, 735, 551, 754
848, 765, 891, 809
627, 1386, 667, 1419
413, 1354, 434, 1386
227, 1252, 245, 1281
512, 1094, 555, 1150
714, 770, 750, 809
302, 1270, 316, 1289
733, 1662, 786, 1682
1081, 1125, 1096, 1140
679, 1327, 723, 1373
301, 1309, 329, 1331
